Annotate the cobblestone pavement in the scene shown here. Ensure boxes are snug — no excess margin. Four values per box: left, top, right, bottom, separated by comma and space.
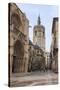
10, 71, 58, 87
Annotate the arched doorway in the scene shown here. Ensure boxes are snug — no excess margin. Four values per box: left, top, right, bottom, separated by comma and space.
12, 40, 24, 73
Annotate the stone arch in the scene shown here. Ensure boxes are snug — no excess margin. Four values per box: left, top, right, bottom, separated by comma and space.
12, 40, 24, 73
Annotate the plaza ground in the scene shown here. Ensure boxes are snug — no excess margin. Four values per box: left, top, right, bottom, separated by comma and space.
10, 70, 58, 87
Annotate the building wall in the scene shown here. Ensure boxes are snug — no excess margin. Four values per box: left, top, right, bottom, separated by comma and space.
9, 3, 29, 75
50, 17, 58, 72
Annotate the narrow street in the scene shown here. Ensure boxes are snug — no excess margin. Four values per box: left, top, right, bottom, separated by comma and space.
10, 71, 58, 87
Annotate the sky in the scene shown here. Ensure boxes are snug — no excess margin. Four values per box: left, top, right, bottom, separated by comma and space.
17, 3, 58, 52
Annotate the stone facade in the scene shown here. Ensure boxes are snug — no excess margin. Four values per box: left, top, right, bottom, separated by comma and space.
8, 3, 29, 75
28, 40, 45, 72
31, 45, 45, 71
50, 17, 58, 72
33, 15, 45, 51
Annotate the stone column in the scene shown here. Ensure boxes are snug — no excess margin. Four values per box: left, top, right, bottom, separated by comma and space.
24, 49, 29, 73
10, 54, 13, 75
10, 46, 14, 76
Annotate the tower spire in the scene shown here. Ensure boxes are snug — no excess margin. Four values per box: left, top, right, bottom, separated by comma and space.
37, 15, 41, 25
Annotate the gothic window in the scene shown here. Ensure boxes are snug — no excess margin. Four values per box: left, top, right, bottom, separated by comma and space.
11, 13, 21, 29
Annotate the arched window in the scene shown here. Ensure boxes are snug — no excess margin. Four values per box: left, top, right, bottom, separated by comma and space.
11, 13, 21, 29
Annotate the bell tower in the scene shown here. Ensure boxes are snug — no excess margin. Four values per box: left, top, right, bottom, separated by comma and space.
33, 15, 45, 51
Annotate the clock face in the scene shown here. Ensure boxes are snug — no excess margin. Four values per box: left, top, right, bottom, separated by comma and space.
11, 14, 20, 28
